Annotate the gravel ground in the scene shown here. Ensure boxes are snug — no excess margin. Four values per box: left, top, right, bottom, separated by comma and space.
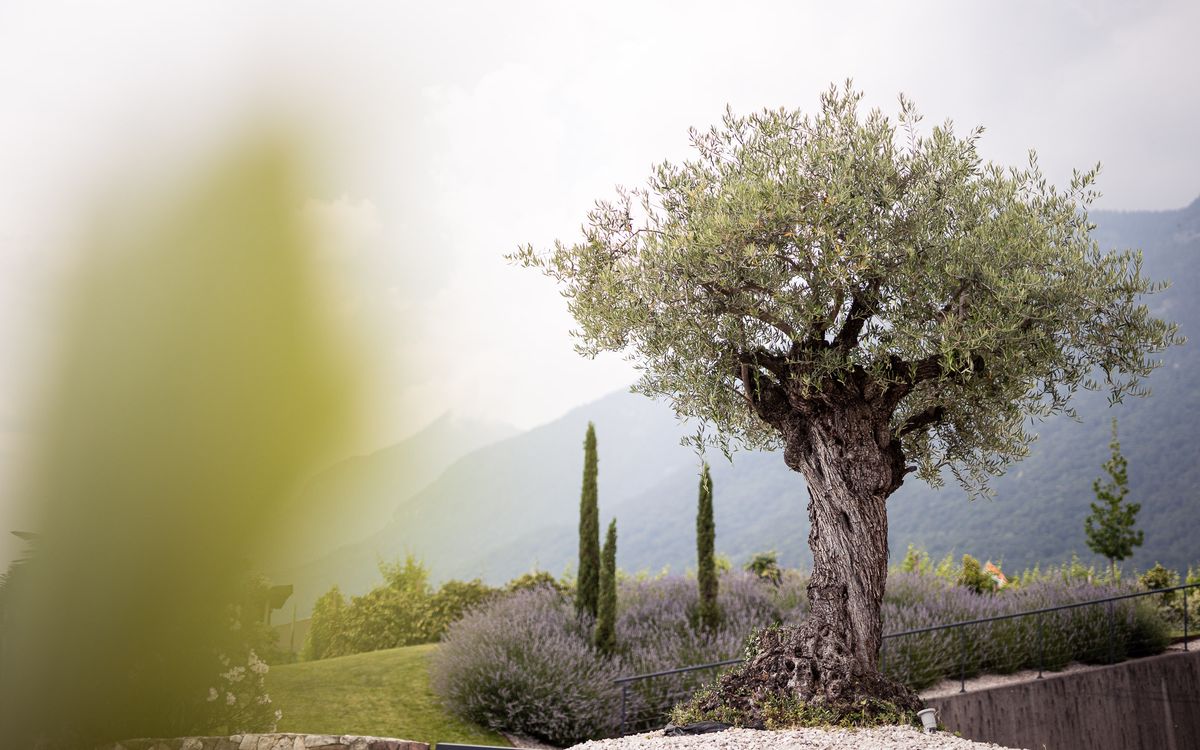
519, 639, 1200, 750
569, 727, 1019, 750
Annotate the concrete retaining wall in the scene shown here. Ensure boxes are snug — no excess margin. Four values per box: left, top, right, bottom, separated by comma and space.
925, 648, 1200, 750
105, 734, 429, 750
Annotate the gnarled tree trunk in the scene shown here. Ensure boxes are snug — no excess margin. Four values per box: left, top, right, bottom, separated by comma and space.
796, 401, 903, 676
692, 399, 920, 724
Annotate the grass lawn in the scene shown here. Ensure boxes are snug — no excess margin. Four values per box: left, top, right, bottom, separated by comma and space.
267, 643, 510, 747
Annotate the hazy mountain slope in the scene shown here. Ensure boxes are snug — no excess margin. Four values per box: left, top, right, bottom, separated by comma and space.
281, 389, 698, 612
887, 197, 1200, 573
276, 413, 516, 569
285, 198, 1200, 614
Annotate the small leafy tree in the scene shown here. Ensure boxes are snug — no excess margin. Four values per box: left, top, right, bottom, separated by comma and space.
696, 463, 720, 630
1085, 419, 1143, 578
956, 554, 996, 594
506, 569, 566, 594
424, 579, 499, 641
348, 556, 432, 652
745, 550, 784, 586
515, 82, 1179, 718
898, 544, 932, 575
577, 423, 601, 619
1140, 563, 1178, 600
594, 519, 618, 655
301, 585, 346, 660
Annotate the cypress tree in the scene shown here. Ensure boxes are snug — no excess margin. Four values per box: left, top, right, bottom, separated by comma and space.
1085, 418, 1143, 578
594, 518, 617, 655
576, 423, 600, 618
696, 463, 719, 630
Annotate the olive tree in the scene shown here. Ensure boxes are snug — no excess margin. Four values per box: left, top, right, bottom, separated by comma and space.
513, 83, 1179, 718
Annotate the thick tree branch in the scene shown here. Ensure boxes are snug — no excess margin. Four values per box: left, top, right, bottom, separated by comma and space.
702, 281, 801, 341
732, 357, 793, 433
736, 346, 791, 383
898, 405, 947, 437
880, 351, 985, 412
833, 281, 881, 352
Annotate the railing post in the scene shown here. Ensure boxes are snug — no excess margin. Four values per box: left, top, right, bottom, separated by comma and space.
880, 637, 887, 677
959, 627, 966, 693
1037, 614, 1044, 679
1185, 587, 1189, 651
620, 683, 628, 736
1107, 599, 1115, 664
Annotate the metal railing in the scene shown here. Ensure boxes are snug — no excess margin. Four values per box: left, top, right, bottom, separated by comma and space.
613, 581, 1197, 736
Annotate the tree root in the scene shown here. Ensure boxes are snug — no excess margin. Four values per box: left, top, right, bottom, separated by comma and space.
674, 623, 922, 730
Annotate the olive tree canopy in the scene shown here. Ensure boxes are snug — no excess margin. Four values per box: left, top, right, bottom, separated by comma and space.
515, 84, 1177, 494
513, 82, 1179, 720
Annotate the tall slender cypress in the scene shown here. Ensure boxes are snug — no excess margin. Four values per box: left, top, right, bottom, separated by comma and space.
594, 518, 617, 654
696, 463, 719, 630
576, 423, 600, 618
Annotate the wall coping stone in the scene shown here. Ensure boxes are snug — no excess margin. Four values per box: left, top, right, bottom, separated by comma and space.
103, 733, 429, 750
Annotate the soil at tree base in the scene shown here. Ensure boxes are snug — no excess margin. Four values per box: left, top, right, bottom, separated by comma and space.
690, 622, 922, 728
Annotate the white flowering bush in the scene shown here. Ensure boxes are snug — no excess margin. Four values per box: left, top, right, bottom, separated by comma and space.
197, 648, 280, 733
189, 577, 285, 735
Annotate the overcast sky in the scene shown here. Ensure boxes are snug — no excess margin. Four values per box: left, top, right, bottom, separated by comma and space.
1, 1, 1198, 549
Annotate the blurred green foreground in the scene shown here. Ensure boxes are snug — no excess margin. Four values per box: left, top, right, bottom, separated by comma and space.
0, 136, 359, 747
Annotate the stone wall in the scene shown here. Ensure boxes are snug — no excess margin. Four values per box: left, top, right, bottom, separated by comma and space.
925, 647, 1200, 750
105, 734, 429, 750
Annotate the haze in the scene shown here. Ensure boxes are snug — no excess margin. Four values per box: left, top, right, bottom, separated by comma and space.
1, 0, 1197, 564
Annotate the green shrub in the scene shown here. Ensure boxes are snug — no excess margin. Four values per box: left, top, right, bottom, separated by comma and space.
957, 555, 997, 594
338, 584, 429, 653
506, 570, 566, 594
1127, 599, 1173, 657
898, 544, 932, 576
302, 557, 510, 660
1138, 561, 1199, 632
424, 579, 500, 641
302, 585, 348, 660
933, 551, 958, 581
1140, 563, 1179, 600
745, 551, 783, 586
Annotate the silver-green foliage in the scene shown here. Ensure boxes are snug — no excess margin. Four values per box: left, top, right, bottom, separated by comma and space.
513, 82, 1181, 494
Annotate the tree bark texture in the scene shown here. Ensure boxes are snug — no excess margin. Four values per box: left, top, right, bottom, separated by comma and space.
695, 397, 921, 723
796, 402, 901, 674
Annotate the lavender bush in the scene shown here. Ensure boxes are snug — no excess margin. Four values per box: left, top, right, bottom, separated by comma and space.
431, 572, 802, 743
429, 586, 624, 745
432, 569, 1171, 744
879, 573, 1170, 688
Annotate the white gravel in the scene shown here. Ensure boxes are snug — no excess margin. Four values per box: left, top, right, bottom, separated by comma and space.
569, 727, 1020, 750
